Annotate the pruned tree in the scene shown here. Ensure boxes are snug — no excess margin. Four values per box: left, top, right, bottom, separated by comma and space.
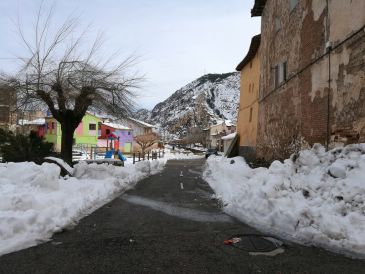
134, 133, 159, 155
3, 3, 141, 164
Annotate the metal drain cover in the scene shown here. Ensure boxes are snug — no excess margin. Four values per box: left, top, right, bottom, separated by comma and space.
224, 234, 285, 256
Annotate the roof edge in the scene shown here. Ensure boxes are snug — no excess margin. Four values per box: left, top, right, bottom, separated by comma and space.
251, 0, 267, 17
236, 34, 261, 71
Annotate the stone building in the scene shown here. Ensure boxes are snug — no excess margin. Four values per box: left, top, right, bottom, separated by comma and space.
236, 34, 261, 160
0, 84, 17, 131
253, 0, 365, 160
209, 120, 236, 151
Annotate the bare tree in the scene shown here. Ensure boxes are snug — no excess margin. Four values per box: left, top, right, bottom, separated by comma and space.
134, 133, 159, 155
4, 3, 141, 164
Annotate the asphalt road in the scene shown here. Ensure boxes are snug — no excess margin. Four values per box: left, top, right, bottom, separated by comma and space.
1, 159, 365, 274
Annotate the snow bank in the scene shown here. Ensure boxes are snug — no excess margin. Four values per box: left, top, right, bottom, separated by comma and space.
163, 148, 204, 160
44, 156, 74, 175
0, 159, 166, 256
203, 144, 365, 258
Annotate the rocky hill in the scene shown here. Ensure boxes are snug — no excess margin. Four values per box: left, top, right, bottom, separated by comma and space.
135, 72, 240, 138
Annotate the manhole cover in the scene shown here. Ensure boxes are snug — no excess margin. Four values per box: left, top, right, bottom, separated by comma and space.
224, 234, 285, 256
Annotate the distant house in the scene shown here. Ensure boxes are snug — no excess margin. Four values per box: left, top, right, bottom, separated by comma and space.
98, 121, 133, 153
18, 118, 46, 138
123, 117, 155, 136
235, 34, 261, 160
209, 120, 236, 151
17, 110, 47, 137
121, 117, 156, 151
0, 85, 17, 131
44, 112, 101, 151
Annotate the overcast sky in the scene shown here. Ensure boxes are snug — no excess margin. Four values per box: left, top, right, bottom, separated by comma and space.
0, 0, 261, 110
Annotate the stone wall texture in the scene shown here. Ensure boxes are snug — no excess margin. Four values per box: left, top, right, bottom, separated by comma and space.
257, 0, 365, 160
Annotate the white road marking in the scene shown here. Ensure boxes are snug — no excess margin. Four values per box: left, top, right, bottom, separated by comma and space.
180, 171, 183, 177
180, 182, 184, 190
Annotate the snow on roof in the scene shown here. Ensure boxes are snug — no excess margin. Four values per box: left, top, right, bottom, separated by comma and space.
213, 120, 235, 127
18, 118, 45, 126
128, 117, 155, 128
103, 121, 131, 130
225, 120, 235, 127
221, 132, 237, 140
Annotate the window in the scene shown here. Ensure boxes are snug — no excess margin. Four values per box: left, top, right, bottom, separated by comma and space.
252, 83, 255, 94
249, 108, 253, 122
106, 129, 110, 135
279, 61, 287, 84
290, 0, 298, 11
274, 61, 287, 88
275, 17, 281, 32
89, 123, 96, 130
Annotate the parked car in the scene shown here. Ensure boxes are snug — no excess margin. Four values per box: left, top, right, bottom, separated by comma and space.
205, 148, 218, 159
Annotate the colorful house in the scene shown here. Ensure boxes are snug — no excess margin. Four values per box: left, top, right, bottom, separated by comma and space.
44, 112, 101, 152
18, 118, 46, 138
97, 121, 133, 153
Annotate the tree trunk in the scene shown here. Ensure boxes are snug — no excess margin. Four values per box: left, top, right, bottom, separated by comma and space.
60, 120, 77, 165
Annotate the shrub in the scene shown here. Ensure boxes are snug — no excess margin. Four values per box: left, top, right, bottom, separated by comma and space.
0, 129, 55, 164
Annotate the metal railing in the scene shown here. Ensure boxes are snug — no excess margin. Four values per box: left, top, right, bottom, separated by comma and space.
132, 150, 164, 164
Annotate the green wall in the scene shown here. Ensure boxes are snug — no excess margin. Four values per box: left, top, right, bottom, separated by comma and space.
44, 113, 101, 151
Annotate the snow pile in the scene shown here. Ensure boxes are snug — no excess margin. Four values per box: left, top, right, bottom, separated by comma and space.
44, 156, 74, 175
0, 159, 166, 256
203, 144, 365, 258
163, 147, 204, 160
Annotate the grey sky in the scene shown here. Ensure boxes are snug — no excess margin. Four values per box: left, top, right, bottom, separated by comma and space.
0, 0, 260, 110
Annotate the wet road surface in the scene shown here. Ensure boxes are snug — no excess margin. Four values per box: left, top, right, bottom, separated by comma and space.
1, 159, 365, 273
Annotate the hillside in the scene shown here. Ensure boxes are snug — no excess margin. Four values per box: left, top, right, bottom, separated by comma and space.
135, 72, 240, 138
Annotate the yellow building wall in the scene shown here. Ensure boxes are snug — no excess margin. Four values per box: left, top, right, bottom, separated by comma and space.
237, 51, 260, 147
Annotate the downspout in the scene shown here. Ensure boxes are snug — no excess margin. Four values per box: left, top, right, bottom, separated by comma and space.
326, 0, 331, 151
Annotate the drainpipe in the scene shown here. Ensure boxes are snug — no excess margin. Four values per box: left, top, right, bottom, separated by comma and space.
325, 0, 331, 151
326, 45, 331, 151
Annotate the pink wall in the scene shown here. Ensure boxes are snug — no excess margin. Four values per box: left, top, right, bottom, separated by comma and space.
75, 122, 83, 135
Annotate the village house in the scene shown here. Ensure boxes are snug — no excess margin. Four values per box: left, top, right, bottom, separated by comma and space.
123, 117, 155, 136
17, 110, 47, 137
0, 84, 17, 131
97, 121, 133, 153
236, 34, 261, 160
122, 117, 157, 151
209, 120, 236, 151
252, 0, 365, 160
44, 112, 101, 152
17, 118, 46, 138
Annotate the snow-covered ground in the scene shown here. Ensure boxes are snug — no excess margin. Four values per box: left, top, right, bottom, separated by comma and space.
203, 144, 365, 258
0, 149, 200, 257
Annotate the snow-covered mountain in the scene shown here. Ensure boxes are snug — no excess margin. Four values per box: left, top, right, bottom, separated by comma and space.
135, 72, 240, 138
